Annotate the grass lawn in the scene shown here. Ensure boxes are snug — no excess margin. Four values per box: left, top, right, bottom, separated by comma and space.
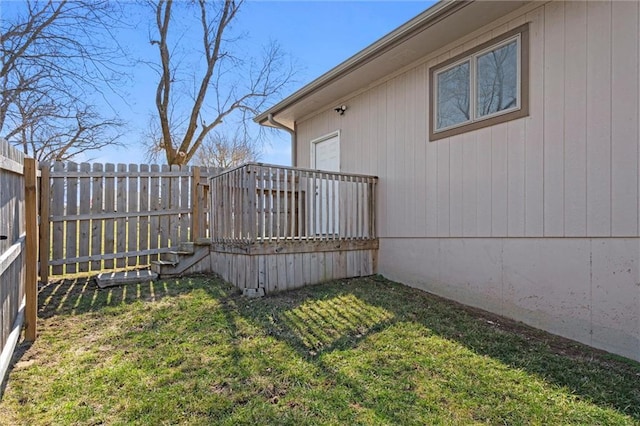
1, 275, 639, 425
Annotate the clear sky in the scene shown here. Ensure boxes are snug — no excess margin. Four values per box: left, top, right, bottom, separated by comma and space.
9, 1, 436, 165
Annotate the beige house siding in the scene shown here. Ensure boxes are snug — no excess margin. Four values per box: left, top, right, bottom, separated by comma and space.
297, 1, 640, 239
294, 1, 640, 361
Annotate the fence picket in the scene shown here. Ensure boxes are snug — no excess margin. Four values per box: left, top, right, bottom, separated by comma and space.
169, 165, 180, 247
127, 164, 139, 267
149, 164, 160, 261
138, 164, 150, 265
180, 167, 190, 242
90, 163, 104, 271
44, 162, 215, 275
51, 162, 65, 275
65, 162, 78, 273
103, 163, 115, 269
78, 163, 91, 272
115, 164, 127, 268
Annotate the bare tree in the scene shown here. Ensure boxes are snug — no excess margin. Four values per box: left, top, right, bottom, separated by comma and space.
147, 0, 294, 166
193, 129, 259, 169
1, 0, 129, 160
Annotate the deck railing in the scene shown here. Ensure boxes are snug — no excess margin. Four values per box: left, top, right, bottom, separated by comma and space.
210, 163, 377, 243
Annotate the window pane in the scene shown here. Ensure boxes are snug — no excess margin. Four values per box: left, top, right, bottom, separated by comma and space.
436, 61, 470, 130
476, 39, 518, 117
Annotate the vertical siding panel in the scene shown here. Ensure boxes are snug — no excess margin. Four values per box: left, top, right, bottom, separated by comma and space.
375, 83, 389, 237
386, 79, 400, 236
611, 1, 639, 236
563, 1, 588, 237
586, 1, 612, 236
437, 138, 450, 237
405, 70, 417, 235
425, 60, 438, 237
476, 127, 492, 236
507, 119, 526, 236
414, 64, 428, 236
449, 135, 463, 237
462, 131, 478, 236
543, 1, 565, 236
491, 125, 508, 237
524, 6, 545, 236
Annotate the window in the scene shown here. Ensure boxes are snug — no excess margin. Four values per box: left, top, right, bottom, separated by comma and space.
429, 24, 529, 141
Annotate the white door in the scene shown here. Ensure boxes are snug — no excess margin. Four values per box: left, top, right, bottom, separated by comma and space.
311, 132, 340, 236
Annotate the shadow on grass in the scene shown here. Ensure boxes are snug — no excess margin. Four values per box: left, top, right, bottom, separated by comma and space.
37, 274, 227, 319
37, 274, 640, 422
229, 276, 640, 422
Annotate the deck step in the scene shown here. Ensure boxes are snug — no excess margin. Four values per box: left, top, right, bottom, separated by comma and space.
96, 270, 158, 289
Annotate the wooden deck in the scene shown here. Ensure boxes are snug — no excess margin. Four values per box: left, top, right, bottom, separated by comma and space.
208, 163, 378, 294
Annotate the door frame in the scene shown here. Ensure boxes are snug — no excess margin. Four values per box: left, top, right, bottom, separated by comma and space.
310, 130, 340, 171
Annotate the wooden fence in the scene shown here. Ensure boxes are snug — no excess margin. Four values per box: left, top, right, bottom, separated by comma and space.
0, 139, 38, 384
42, 163, 220, 279
210, 163, 377, 243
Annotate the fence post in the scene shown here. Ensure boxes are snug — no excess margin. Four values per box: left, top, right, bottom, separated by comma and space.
24, 158, 38, 341
191, 166, 201, 242
38, 164, 50, 284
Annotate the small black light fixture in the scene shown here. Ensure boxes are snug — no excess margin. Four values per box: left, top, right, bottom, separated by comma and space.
334, 105, 347, 115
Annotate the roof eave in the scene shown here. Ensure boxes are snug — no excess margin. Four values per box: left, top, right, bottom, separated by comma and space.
254, 0, 463, 125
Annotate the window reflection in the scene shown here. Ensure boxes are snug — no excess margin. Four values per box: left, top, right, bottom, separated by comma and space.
476, 40, 518, 117
436, 61, 470, 130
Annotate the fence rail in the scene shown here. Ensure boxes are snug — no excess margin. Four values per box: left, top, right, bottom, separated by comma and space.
43, 162, 220, 278
210, 163, 377, 244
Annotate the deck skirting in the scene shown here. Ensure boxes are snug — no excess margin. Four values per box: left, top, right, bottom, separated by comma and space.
210, 240, 378, 294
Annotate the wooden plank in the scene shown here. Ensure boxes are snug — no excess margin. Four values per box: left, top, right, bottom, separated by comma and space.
159, 165, 170, 249
335, 250, 347, 279
38, 164, 51, 282
138, 164, 150, 265
116, 164, 127, 268
103, 163, 115, 269
77, 163, 91, 273
277, 254, 287, 291
180, 167, 190, 243
50, 162, 65, 275
611, 1, 639, 236
24, 158, 37, 341
49, 208, 192, 222
48, 247, 178, 266
96, 270, 158, 288
293, 253, 304, 289
269, 255, 279, 292
169, 165, 180, 247
49, 169, 193, 178
303, 252, 312, 286
257, 255, 266, 289
65, 162, 78, 273
149, 164, 160, 260
127, 164, 139, 267
90, 163, 104, 271
322, 251, 333, 282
